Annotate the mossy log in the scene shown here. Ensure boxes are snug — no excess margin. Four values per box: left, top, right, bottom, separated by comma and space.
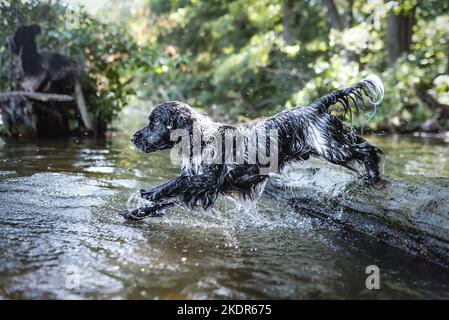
265, 160, 449, 267
0, 91, 73, 102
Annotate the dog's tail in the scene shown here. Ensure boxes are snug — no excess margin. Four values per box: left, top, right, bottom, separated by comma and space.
313, 74, 384, 122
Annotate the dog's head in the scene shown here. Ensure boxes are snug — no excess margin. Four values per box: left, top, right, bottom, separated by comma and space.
13, 25, 41, 51
131, 101, 194, 153
12, 25, 42, 75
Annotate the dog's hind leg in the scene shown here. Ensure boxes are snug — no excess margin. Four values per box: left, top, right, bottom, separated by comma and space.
308, 129, 381, 185
316, 139, 381, 185
307, 116, 382, 185
352, 140, 382, 185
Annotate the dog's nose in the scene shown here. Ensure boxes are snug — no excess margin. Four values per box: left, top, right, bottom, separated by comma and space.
130, 134, 138, 143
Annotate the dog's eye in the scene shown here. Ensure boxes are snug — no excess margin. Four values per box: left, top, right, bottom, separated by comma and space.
148, 116, 156, 126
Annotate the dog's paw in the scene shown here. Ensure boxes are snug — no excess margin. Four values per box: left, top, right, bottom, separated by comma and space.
118, 208, 145, 221
119, 205, 167, 220
140, 189, 153, 200
362, 175, 379, 186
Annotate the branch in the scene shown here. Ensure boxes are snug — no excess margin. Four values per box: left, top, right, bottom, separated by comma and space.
0, 91, 74, 103
74, 78, 93, 131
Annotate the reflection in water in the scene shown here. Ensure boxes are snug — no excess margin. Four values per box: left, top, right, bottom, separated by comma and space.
0, 132, 449, 299
369, 134, 449, 178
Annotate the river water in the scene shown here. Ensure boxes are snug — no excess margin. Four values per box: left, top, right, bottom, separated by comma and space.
1, 111, 449, 299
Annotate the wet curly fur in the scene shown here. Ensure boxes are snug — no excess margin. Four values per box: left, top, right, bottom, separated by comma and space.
120, 75, 384, 220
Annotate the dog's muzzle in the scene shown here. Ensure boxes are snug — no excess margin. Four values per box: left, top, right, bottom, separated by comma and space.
131, 132, 152, 153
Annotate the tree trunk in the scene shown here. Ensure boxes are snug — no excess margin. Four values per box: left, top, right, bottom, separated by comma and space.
283, 0, 295, 44
323, 0, 358, 62
416, 83, 449, 130
446, 46, 449, 74
265, 160, 449, 267
347, 0, 354, 27
387, 13, 401, 65
387, 4, 415, 66
323, 0, 346, 30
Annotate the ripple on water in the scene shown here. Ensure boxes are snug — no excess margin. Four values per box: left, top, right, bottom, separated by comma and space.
1, 135, 449, 299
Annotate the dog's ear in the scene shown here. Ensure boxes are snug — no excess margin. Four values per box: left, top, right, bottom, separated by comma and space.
30, 25, 42, 36
13, 26, 26, 49
174, 113, 193, 131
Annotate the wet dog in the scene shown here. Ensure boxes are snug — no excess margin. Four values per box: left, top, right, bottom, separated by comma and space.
119, 75, 384, 220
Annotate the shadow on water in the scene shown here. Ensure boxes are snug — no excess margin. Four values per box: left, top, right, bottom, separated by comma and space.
0, 121, 449, 298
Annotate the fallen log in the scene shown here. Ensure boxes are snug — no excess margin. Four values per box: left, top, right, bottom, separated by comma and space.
265, 159, 449, 267
0, 91, 74, 103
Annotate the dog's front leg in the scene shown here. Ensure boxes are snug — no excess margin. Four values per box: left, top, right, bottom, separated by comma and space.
140, 176, 186, 201
141, 166, 225, 210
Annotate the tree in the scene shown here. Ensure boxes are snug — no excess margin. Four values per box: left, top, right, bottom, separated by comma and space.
323, 0, 347, 31
386, 1, 415, 66
283, 0, 295, 44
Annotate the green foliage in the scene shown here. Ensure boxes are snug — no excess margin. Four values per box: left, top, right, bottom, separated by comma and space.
130, 0, 449, 131
2, 0, 448, 133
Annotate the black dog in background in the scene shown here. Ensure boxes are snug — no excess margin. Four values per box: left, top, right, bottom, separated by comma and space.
119, 75, 384, 220
8, 24, 80, 91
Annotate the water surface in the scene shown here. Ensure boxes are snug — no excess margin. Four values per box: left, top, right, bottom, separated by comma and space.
1, 122, 449, 299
